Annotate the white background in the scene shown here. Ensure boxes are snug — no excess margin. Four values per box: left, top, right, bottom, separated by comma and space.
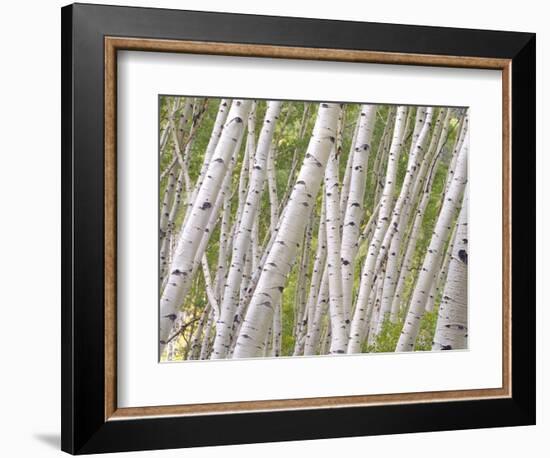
118, 52, 502, 407
0, 0, 545, 457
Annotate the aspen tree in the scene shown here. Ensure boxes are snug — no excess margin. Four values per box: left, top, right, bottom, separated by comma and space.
396, 140, 468, 351
347, 106, 408, 353
233, 103, 341, 358
159, 100, 252, 349
432, 191, 468, 350
212, 101, 282, 359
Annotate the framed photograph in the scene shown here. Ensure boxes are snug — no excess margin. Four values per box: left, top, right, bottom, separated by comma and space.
61, 3, 536, 454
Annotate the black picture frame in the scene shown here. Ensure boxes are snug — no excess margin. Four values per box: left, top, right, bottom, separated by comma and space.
61, 3, 535, 454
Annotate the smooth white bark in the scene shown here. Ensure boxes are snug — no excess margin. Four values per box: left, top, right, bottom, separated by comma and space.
159, 100, 252, 348
340, 105, 378, 323
211, 101, 282, 359
396, 139, 468, 352
233, 103, 341, 359
347, 106, 408, 353
325, 148, 348, 353
432, 191, 468, 350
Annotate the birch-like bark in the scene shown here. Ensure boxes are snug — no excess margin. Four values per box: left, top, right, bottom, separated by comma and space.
371, 108, 396, 206
160, 167, 185, 280
185, 128, 244, 299
199, 308, 215, 360
267, 144, 279, 234
212, 101, 282, 358
233, 103, 341, 359
375, 109, 450, 332
159, 166, 178, 254
390, 109, 454, 319
389, 142, 444, 318
408, 107, 428, 155
272, 297, 283, 356
374, 108, 434, 276
175, 99, 194, 146
216, 193, 232, 299
234, 104, 256, 229
305, 201, 327, 336
188, 303, 211, 359
159, 98, 179, 157
427, 223, 456, 312
424, 281, 437, 313
159, 100, 252, 349
191, 99, 231, 205
374, 109, 435, 332
367, 269, 385, 346
293, 213, 314, 349
444, 113, 468, 194
339, 119, 359, 220
432, 191, 468, 350
304, 267, 329, 355
347, 106, 408, 353
396, 140, 468, 352
340, 105, 378, 322
324, 147, 348, 353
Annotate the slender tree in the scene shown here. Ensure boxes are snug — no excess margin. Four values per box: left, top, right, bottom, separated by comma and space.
432, 190, 468, 350
396, 140, 468, 352
211, 101, 282, 359
233, 103, 341, 358
347, 106, 408, 353
159, 100, 252, 349
340, 105, 378, 323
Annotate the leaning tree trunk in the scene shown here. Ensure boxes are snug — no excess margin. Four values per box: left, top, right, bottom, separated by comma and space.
188, 99, 231, 204
232, 103, 341, 359
159, 100, 252, 349
304, 267, 329, 355
324, 146, 348, 353
211, 101, 282, 359
340, 105, 377, 324
432, 190, 468, 350
301, 202, 327, 356
390, 110, 451, 319
347, 106, 408, 354
396, 140, 468, 352
374, 108, 435, 334
374, 108, 434, 278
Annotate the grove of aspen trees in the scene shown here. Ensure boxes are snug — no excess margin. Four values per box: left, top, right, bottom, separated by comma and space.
158, 97, 468, 361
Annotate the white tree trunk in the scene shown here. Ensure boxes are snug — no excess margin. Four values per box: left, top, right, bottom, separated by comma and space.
371, 108, 395, 206
188, 99, 230, 203
427, 222, 456, 313
396, 139, 468, 352
390, 110, 452, 318
374, 109, 435, 333
374, 108, 434, 277
347, 106, 408, 353
340, 105, 378, 323
293, 213, 314, 352
339, 119, 359, 220
272, 297, 283, 356
233, 103, 341, 359
324, 147, 348, 353
444, 113, 468, 194
304, 267, 329, 355
159, 167, 185, 280
432, 190, 468, 350
212, 101, 282, 359
267, 144, 280, 234
159, 100, 252, 349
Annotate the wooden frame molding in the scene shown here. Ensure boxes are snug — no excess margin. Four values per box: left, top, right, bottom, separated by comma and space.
104, 36, 512, 421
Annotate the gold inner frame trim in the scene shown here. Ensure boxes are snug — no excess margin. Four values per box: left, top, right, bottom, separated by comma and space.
104, 36, 512, 421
